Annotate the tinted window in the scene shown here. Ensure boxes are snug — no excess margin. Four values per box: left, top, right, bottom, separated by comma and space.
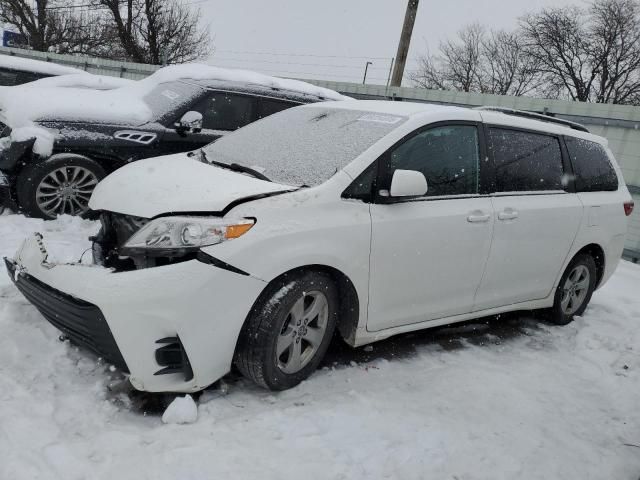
384, 125, 480, 197
489, 128, 564, 192
565, 137, 618, 192
200, 92, 256, 131
257, 98, 296, 120
0, 68, 18, 86
16, 71, 47, 84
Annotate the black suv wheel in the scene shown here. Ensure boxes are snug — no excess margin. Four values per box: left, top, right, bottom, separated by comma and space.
17, 155, 106, 219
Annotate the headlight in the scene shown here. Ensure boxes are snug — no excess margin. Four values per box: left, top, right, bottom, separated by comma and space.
123, 216, 254, 251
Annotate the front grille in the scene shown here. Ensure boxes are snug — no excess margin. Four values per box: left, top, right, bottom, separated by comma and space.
5, 258, 129, 372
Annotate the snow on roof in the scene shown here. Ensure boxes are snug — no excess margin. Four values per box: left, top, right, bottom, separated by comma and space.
0, 63, 347, 130
0, 54, 86, 76
22, 73, 134, 90
315, 99, 463, 116
134, 63, 349, 101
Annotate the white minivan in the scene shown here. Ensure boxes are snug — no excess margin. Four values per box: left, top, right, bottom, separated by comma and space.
6, 101, 634, 393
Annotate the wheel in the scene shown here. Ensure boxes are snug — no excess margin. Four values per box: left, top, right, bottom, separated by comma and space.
235, 271, 339, 391
16, 155, 106, 219
549, 254, 597, 325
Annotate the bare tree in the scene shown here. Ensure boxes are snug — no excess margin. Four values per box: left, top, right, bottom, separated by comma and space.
411, 24, 484, 92
589, 0, 640, 104
520, 0, 640, 104
0, 0, 111, 55
480, 30, 542, 96
411, 24, 541, 96
98, 0, 213, 64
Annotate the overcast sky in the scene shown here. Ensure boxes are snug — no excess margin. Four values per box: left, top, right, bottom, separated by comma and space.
200, 0, 579, 85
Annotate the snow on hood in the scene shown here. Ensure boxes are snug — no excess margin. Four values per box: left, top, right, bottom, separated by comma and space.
89, 153, 294, 218
0, 54, 86, 76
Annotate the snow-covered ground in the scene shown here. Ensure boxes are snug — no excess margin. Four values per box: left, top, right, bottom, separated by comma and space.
0, 212, 639, 480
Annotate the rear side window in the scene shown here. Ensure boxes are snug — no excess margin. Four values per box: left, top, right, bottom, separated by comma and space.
489, 128, 564, 192
200, 92, 256, 131
0, 68, 18, 86
565, 137, 618, 192
384, 125, 480, 197
257, 98, 296, 120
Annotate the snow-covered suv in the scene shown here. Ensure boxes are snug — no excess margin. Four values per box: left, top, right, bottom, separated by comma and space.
0, 64, 345, 219
5, 101, 634, 393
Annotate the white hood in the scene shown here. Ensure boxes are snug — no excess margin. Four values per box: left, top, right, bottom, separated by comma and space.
89, 153, 293, 218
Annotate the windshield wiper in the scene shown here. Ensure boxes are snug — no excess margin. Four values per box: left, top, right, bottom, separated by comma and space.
227, 163, 271, 182
198, 149, 272, 182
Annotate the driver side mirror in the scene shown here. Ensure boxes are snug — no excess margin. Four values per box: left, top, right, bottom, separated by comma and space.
175, 111, 203, 134
389, 169, 428, 198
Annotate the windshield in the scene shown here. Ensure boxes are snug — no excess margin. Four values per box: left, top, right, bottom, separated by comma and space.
202, 106, 407, 187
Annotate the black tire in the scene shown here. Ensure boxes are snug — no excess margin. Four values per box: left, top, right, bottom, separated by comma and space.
234, 271, 339, 391
549, 253, 597, 325
16, 155, 106, 219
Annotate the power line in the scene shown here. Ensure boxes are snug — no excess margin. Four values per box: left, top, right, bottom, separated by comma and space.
213, 56, 391, 71
217, 49, 392, 61
208, 64, 388, 82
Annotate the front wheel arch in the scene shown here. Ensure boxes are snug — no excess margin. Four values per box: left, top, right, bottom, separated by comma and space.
234, 265, 361, 358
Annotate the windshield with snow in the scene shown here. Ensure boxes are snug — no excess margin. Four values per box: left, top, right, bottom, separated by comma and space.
143, 81, 204, 123
202, 106, 407, 187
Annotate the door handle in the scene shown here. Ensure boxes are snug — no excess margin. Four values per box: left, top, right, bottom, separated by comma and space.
498, 209, 519, 221
467, 212, 491, 223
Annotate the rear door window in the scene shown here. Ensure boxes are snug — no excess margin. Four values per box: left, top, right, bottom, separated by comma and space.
257, 98, 297, 120
383, 125, 480, 197
565, 137, 618, 192
489, 128, 564, 192
200, 92, 257, 131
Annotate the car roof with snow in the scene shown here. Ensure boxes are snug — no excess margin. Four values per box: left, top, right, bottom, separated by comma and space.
314, 100, 606, 144
0, 63, 347, 128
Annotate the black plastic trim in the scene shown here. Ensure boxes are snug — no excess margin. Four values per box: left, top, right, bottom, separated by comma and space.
154, 336, 194, 382
4, 257, 129, 372
196, 251, 250, 276
151, 189, 298, 220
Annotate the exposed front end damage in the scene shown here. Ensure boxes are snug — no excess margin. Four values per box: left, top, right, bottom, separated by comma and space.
5, 233, 266, 393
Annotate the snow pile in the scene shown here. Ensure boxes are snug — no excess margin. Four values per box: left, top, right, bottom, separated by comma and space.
0, 213, 639, 479
161, 395, 199, 425
9, 125, 56, 157
0, 54, 86, 76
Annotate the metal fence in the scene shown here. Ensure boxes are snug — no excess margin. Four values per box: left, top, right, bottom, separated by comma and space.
1, 45, 639, 259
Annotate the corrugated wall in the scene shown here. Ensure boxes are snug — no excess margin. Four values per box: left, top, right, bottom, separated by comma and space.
1, 46, 639, 258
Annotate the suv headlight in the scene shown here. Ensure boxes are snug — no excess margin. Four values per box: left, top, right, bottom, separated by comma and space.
123, 216, 254, 252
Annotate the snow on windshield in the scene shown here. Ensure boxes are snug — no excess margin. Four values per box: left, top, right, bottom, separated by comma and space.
203, 106, 407, 187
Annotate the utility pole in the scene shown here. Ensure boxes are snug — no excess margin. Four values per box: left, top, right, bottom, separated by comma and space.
362, 61, 373, 84
390, 0, 420, 87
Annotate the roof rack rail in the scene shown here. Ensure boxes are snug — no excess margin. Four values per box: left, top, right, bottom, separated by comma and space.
475, 106, 589, 133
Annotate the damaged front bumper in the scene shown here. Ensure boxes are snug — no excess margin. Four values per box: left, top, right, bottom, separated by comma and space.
5, 234, 266, 393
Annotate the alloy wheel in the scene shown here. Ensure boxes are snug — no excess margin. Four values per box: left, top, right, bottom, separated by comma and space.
276, 291, 329, 374
560, 265, 590, 315
36, 166, 99, 217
